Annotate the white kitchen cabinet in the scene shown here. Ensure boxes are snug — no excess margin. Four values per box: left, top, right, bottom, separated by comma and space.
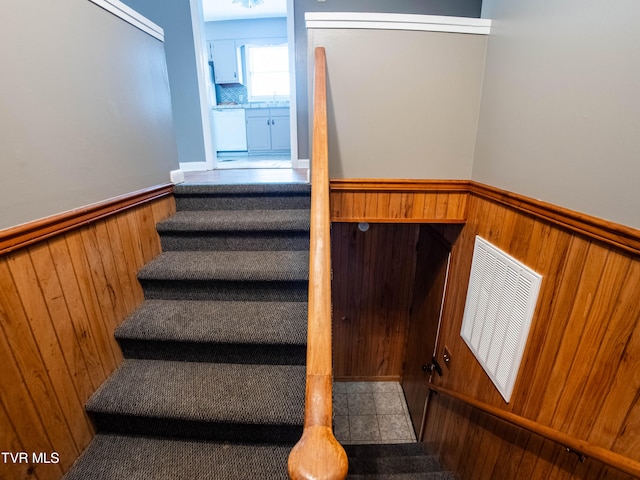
246, 108, 290, 153
269, 108, 291, 151
246, 109, 271, 152
210, 40, 243, 84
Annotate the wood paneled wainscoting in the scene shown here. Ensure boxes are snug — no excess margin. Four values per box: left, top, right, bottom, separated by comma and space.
330, 179, 640, 479
330, 180, 469, 382
0, 185, 175, 480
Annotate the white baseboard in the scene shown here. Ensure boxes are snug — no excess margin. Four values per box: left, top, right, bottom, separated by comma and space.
179, 161, 210, 172
170, 169, 185, 184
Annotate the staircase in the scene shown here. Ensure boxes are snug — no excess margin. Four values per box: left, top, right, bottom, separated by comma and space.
345, 444, 455, 480
64, 183, 311, 479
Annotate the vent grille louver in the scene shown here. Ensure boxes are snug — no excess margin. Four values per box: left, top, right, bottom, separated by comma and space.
460, 236, 542, 403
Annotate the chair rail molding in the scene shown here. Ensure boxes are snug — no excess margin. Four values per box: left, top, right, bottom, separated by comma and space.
305, 12, 491, 35
88, 0, 164, 41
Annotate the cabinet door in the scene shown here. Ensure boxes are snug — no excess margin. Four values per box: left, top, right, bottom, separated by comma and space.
246, 111, 271, 152
269, 109, 291, 151
212, 40, 241, 84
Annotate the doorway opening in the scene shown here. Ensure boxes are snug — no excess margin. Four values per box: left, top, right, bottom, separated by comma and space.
331, 223, 459, 443
201, 0, 299, 172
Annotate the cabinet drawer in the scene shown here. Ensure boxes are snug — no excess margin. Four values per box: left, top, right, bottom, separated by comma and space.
245, 109, 270, 118
269, 108, 290, 117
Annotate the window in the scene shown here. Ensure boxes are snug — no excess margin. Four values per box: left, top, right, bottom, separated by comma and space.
245, 44, 290, 102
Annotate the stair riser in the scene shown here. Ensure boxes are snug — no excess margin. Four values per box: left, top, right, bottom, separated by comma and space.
344, 444, 430, 458
139, 280, 308, 302
175, 195, 311, 211
347, 456, 443, 475
89, 413, 303, 444
159, 232, 310, 251
117, 339, 307, 365
347, 474, 456, 480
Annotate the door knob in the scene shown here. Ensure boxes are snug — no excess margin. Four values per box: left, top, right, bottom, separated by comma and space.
422, 357, 443, 377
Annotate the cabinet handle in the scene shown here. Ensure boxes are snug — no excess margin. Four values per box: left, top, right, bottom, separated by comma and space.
267, 120, 270, 125
234, 72, 237, 78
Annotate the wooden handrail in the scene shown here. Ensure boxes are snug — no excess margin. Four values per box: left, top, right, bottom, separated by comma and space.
429, 384, 640, 478
288, 47, 348, 480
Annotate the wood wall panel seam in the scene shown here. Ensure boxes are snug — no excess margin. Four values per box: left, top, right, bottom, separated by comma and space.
0, 183, 174, 255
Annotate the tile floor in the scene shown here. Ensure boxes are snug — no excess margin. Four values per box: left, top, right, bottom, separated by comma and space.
333, 381, 417, 445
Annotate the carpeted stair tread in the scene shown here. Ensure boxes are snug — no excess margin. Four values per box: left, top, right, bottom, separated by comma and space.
87, 359, 305, 426
115, 300, 307, 345
156, 209, 310, 232
174, 183, 310, 195
70, 182, 318, 475
63, 434, 293, 480
174, 183, 311, 211
137, 250, 308, 282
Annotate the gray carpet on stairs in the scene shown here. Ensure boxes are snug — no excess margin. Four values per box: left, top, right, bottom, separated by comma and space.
138, 250, 309, 282
116, 300, 307, 345
173, 183, 311, 211
87, 359, 305, 425
115, 300, 307, 364
64, 183, 309, 479
157, 209, 310, 231
63, 435, 293, 480
157, 209, 311, 252
65, 183, 453, 479
137, 250, 309, 302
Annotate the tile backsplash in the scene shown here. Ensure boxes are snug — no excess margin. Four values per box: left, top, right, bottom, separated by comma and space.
215, 84, 247, 104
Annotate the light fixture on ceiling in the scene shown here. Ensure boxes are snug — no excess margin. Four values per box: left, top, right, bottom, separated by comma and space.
232, 0, 264, 8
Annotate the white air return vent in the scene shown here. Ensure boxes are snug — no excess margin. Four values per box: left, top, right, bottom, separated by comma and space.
460, 236, 542, 403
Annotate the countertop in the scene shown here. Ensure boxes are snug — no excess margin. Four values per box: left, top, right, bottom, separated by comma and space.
213, 102, 290, 110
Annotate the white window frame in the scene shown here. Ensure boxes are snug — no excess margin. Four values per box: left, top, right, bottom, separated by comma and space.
245, 43, 290, 103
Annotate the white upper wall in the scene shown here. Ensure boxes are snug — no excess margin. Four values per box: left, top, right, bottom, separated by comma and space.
0, 0, 178, 231
473, 0, 640, 228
